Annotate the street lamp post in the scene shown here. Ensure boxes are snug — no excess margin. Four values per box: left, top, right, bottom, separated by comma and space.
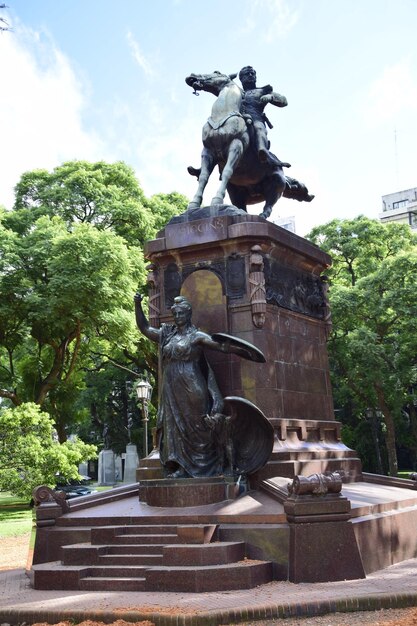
136, 379, 153, 457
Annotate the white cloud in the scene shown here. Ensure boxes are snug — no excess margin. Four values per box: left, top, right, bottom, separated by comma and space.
0, 25, 107, 209
362, 60, 417, 127
126, 31, 154, 76
239, 0, 300, 42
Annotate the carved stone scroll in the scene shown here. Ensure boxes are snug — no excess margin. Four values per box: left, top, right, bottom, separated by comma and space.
321, 275, 332, 338
146, 263, 160, 328
32, 485, 66, 508
249, 245, 266, 328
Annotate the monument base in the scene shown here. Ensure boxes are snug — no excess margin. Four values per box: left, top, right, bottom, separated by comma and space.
139, 476, 239, 507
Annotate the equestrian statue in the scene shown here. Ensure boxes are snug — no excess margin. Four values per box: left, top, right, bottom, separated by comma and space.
185, 67, 314, 219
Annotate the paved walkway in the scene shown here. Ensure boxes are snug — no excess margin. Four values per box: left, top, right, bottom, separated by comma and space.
1, 559, 416, 625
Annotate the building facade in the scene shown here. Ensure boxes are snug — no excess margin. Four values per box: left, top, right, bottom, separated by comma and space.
379, 187, 417, 230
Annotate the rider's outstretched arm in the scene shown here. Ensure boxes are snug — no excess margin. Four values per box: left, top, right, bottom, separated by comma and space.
261, 91, 288, 108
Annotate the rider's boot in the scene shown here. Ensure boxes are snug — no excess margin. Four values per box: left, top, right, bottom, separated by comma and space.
256, 127, 270, 163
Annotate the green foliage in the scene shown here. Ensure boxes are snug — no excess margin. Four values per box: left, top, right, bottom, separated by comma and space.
8, 161, 187, 245
307, 216, 417, 475
0, 403, 97, 499
0, 159, 186, 468
10, 161, 151, 244
146, 192, 188, 233
74, 363, 155, 456
308, 216, 417, 286
0, 211, 144, 409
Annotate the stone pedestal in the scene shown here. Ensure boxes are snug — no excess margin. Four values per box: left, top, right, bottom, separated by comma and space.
123, 443, 139, 484
146, 214, 333, 419
139, 477, 238, 507
144, 212, 362, 483
98, 449, 116, 486
284, 489, 365, 583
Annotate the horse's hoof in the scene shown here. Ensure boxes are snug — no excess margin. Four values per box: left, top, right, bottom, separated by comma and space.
259, 211, 271, 220
188, 201, 201, 209
211, 196, 224, 206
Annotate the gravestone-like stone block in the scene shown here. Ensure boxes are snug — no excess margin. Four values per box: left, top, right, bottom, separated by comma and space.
98, 449, 116, 486
123, 443, 139, 484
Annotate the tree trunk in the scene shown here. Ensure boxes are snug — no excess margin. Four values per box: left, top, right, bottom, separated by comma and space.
375, 385, 398, 476
408, 404, 417, 471
369, 410, 384, 474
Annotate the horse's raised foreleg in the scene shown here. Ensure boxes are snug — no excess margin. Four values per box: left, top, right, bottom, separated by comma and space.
211, 139, 244, 206
259, 169, 287, 219
188, 148, 216, 209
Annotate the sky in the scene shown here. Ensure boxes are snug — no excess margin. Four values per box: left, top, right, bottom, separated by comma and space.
1, 0, 417, 235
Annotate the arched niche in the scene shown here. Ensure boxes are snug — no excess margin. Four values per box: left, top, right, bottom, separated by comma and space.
181, 269, 227, 335
181, 268, 231, 396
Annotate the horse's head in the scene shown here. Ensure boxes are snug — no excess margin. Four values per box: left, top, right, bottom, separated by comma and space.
185, 71, 238, 96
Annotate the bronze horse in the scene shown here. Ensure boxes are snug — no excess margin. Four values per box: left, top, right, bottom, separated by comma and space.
185, 71, 313, 219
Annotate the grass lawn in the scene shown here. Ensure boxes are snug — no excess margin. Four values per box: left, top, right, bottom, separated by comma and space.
0, 492, 34, 538
398, 470, 415, 479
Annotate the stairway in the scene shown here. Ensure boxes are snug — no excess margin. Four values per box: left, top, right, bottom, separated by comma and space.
31, 521, 273, 592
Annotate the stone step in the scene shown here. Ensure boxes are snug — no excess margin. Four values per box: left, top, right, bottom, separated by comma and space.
162, 542, 245, 566
90, 525, 178, 544
31, 561, 84, 590
105, 544, 165, 555
116, 524, 179, 535
109, 533, 179, 545
62, 542, 168, 565
85, 565, 147, 578
79, 576, 146, 592
62, 543, 103, 565
145, 560, 273, 592
98, 553, 163, 566
176, 524, 217, 544
31, 549, 273, 592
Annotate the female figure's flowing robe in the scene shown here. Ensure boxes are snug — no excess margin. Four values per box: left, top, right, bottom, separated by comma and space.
157, 324, 221, 477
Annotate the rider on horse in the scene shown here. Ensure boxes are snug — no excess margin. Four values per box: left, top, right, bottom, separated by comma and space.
239, 66, 289, 167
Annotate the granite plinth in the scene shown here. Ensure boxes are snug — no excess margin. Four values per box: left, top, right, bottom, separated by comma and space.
138, 477, 237, 507
29, 476, 417, 590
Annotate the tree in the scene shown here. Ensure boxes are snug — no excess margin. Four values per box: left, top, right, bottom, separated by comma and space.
0, 213, 144, 425
146, 192, 188, 233
75, 363, 156, 456
308, 216, 417, 287
0, 160, 186, 441
0, 402, 96, 499
9, 160, 186, 246
308, 216, 417, 476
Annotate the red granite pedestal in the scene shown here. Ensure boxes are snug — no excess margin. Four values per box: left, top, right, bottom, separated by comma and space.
144, 212, 362, 484
139, 476, 238, 507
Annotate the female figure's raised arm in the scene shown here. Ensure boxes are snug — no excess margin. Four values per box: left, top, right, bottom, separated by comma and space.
134, 292, 161, 343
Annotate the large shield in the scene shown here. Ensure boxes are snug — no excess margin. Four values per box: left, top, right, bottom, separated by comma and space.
211, 333, 265, 362
224, 396, 274, 475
